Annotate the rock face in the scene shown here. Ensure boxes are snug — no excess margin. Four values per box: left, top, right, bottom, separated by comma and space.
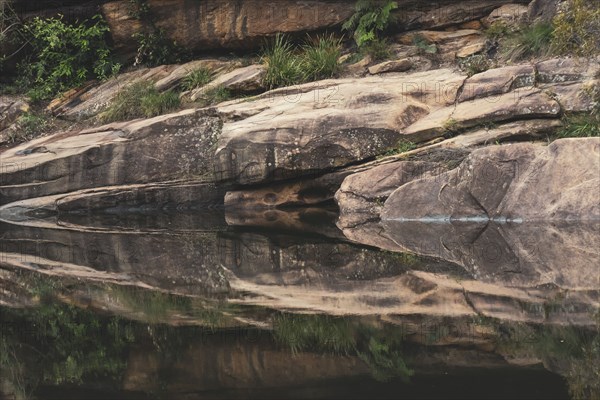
0, 110, 221, 205
381, 138, 600, 222
214, 69, 465, 185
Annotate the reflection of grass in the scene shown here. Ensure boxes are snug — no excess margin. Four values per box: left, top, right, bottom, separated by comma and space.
273, 313, 413, 382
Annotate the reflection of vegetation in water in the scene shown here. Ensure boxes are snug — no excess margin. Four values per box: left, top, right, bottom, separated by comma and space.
109, 285, 237, 328
485, 317, 600, 400
0, 303, 136, 399
273, 313, 414, 382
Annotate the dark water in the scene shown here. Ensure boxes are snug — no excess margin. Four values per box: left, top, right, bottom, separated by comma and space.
0, 211, 598, 399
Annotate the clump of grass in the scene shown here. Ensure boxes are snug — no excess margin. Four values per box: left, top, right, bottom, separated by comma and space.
182, 67, 213, 91
261, 34, 304, 89
380, 140, 417, 157
459, 54, 492, 77
261, 33, 342, 89
443, 118, 460, 134
204, 85, 232, 104
301, 34, 343, 81
551, 0, 600, 56
555, 114, 600, 139
501, 21, 553, 61
99, 81, 180, 123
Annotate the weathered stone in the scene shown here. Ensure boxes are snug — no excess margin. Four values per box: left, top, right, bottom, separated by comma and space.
482, 4, 528, 27
536, 58, 600, 84
456, 42, 486, 58
458, 64, 536, 102
527, 0, 561, 22
404, 89, 561, 139
214, 69, 466, 185
50, 65, 177, 120
368, 59, 412, 74
190, 65, 267, 101
0, 97, 29, 132
336, 161, 445, 229
102, 0, 355, 55
382, 138, 600, 222
0, 109, 222, 205
397, 29, 486, 61
154, 59, 235, 91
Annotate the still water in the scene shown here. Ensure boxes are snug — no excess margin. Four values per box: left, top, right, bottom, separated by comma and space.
0, 209, 598, 399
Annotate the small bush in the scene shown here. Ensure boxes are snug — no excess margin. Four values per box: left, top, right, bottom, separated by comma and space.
362, 37, 393, 61
133, 29, 180, 67
412, 34, 438, 55
551, 0, 600, 56
204, 85, 232, 105
99, 81, 180, 122
8, 113, 47, 143
261, 34, 304, 89
485, 21, 511, 41
342, 0, 398, 47
18, 14, 120, 102
301, 34, 342, 81
182, 67, 213, 91
459, 55, 492, 77
501, 22, 553, 61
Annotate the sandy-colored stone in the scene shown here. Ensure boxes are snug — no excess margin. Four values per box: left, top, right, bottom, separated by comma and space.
482, 4, 528, 27
368, 59, 412, 75
190, 65, 267, 101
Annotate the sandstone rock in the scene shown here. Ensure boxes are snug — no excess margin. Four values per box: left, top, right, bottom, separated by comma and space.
368, 59, 412, 74
0, 97, 29, 132
190, 65, 267, 101
102, 0, 355, 55
458, 64, 536, 102
336, 161, 445, 229
154, 59, 235, 91
527, 0, 561, 22
397, 29, 486, 61
404, 88, 561, 140
456, 42, 486, 58
459, 20, 484, 30
482, 4, 528, 27
382, 138, 600, 222
0, 109, 222, 205
50, 65, 178, 120
214, 69, 466, 185
536, 58, 600, 84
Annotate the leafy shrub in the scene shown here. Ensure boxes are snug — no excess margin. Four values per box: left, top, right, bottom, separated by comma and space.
501, 21, 553, 61
182, 67, 213, 91
203, 85, 232, 105
412, 34, 438, 54
8, 112, 47, 143
342, 0, 398, 47
362, 37, 393, 61
0, 1, 26, 71
485, 21, 511, 41
459, 54, 492, 77
551, 0, 600, 56
133, 29, 180, 67
18, 14, 121, 102
301, 34, 342, 81
99, 81, 180, 122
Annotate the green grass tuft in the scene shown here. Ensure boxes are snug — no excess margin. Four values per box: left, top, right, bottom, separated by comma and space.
99, 81, 180, 123
301, 34, 343, 81
182, 67, 213, 91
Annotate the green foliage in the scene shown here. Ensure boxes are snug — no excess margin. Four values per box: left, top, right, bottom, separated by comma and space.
18, 14, 120, 102
459, 54, 492, 77
261, 34, 304, 89
204, 85, 232, 104
342, 0, 398, 47
358, 336, 413, 382
261, 34, 342, 89
99, 81, 180, 122
301, 34, 343, 81
412, 34, 438, 54
501, 22, 553, 61
485, 21, 511, 41
0, 1, 26, 71
555, 114, 600, 139
362, 37, 393, 61
133, 29, 180, 67
8, 112, 48, 143
182, 66, 213, 91
128, 0, 151, 19
273, 313, 355, 355
380, 139, 417, 157
551, 0, 600, 56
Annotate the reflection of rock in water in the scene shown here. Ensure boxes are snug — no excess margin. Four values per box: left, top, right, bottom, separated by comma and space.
381, 220, 600, 291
